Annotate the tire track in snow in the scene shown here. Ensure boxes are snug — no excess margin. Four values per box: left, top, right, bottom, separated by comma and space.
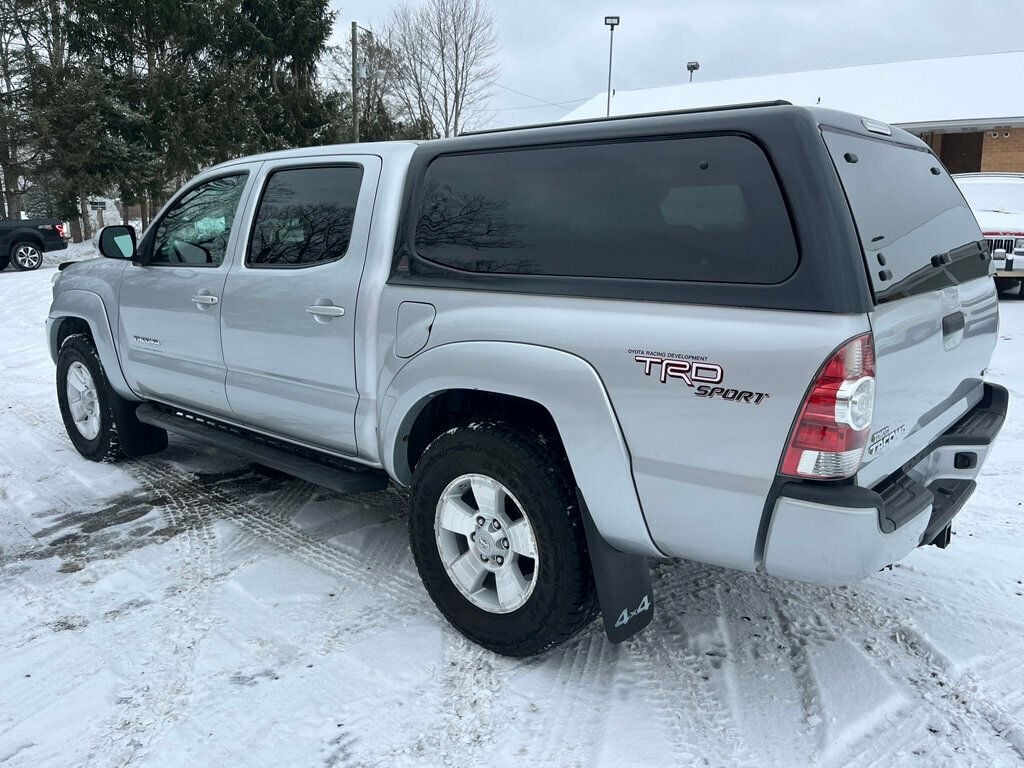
765, 592, 831, 747
410, 634, 518, 766
622, 580, 754, 766
225, 489, 423, 605
516, 631, 618, 766
768, 582, 1024, 767
81, 453, 388, 765
88, 459, 237, 765
131, 455, 426, 614
860, 620, 1024, 764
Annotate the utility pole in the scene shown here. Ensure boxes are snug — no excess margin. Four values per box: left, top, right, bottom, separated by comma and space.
604, 16, 620, 117
351, 20, 359, 143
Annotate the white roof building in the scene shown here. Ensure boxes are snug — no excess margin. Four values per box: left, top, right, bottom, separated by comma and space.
564, 52, 1024, 173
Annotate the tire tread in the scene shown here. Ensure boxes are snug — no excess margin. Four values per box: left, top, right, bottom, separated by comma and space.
410, 420, 598, 656
57, 334, 123, 462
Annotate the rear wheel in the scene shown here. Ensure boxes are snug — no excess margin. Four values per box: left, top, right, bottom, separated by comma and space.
409, 421, 598, 656
10, 240, 43, 271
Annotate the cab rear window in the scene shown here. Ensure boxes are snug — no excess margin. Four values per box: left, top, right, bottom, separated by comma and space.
412, 136, 799, 285
822, 129, 987, 302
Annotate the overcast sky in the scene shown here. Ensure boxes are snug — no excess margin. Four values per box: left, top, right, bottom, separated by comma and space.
329, 0, 1024, 130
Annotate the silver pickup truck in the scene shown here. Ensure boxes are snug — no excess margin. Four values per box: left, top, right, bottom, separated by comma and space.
48, 103, 1006, 656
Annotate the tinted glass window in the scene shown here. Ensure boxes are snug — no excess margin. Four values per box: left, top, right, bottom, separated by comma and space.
412, 136, 798, 284
151, 175, 246, 266
823, 130, 986, 302
248, 166, 363, 268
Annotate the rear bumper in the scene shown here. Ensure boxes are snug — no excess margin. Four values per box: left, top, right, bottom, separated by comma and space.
763, 383, 1007, 584
46, 239, 69, 252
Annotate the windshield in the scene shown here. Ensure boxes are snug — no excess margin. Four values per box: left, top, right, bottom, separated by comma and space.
956, 179, 1024, 213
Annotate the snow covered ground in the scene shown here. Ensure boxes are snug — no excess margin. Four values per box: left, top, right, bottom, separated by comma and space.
1, 253, 1023, 767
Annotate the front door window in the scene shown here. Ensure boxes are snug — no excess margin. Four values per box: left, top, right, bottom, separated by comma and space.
150, 175, 247, 266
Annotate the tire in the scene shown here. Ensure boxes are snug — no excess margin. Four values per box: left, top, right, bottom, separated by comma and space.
409, 421, 598, 656
56, 334, 168, 462
10, 240, 43, 271
994, 277, 1020, 295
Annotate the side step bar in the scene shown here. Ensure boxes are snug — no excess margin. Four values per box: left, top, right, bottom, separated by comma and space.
136, 403, 389, 495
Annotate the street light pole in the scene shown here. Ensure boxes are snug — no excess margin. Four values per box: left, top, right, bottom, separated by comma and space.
604, 16, 619, 117
351, 21, 359, 143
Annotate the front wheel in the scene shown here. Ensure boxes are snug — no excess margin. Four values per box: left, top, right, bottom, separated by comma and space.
57, 335, 123, 461
409, 421, 598, 656
10, 240, 43, 271
56, 334, 168, 461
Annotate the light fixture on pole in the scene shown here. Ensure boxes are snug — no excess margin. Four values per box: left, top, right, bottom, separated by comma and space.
687, 60, 700, 83
350, 21, 376, 143
604, 16, 620, 117
351, 21, 359, 143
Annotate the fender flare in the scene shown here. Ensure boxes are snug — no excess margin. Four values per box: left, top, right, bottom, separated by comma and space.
6, 228, 45, 252
379, 341, 662, 557
47, 289, 135, 400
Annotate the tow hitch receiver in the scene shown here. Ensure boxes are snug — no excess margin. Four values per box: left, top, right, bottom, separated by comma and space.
578, 489, 654, 643
931, 524, 953, 549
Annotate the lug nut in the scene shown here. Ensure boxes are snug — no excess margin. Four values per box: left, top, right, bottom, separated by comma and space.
490, 520, 501, 532
476, 516, 485, 527
501, 538, 509, 549
480, 555, 489, 562
495, 556, 504, 565
470, 532, 476, 541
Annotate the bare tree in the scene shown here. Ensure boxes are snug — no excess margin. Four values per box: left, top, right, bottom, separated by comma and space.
386, 0, 498, 138
323, 27, 410, 140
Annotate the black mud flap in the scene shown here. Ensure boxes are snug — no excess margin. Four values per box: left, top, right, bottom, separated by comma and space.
106, 386, 168, 457
578, 489, 654, 643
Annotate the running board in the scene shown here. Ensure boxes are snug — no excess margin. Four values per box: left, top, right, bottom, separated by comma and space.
135, 403, 389, 495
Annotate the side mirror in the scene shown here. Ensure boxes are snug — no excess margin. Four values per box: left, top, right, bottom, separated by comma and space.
98, 225, 137, 261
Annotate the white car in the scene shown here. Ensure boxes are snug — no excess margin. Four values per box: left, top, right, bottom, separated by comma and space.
954, 172, 1024, 294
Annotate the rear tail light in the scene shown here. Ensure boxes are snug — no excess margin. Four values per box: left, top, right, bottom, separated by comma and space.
781, 333, 876, 479
56, 223, 66, 238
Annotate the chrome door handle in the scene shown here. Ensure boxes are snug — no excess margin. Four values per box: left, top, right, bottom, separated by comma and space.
306, 304, 345, 318
190, 293, 219, 305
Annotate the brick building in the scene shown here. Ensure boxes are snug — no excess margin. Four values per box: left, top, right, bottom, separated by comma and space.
564, 51, 1024, 173
926, 129, 1024, 174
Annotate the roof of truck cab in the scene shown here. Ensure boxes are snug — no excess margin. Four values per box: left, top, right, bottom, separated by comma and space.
424, 103, 924, 155
207, 140, 420, 171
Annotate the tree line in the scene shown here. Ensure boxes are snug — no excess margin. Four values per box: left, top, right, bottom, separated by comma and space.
0, 0, 497, 240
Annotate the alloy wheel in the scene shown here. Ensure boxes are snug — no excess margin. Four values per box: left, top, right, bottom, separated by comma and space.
434, 473, 539, 613
65, 361, 101, 440
12, 243, 42, 270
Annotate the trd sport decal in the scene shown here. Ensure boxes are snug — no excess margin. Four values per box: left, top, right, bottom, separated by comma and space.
633, 354, 724, 386
629, 351, 770, 405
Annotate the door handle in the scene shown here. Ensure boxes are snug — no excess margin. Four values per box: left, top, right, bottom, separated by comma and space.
190, 293, 219, 306
306, 304, 345, 318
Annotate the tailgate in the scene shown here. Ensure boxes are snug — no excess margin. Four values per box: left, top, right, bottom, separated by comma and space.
822, 128, 999, 483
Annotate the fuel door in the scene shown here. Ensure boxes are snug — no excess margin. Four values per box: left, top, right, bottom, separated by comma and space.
396, 301, 436, 358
